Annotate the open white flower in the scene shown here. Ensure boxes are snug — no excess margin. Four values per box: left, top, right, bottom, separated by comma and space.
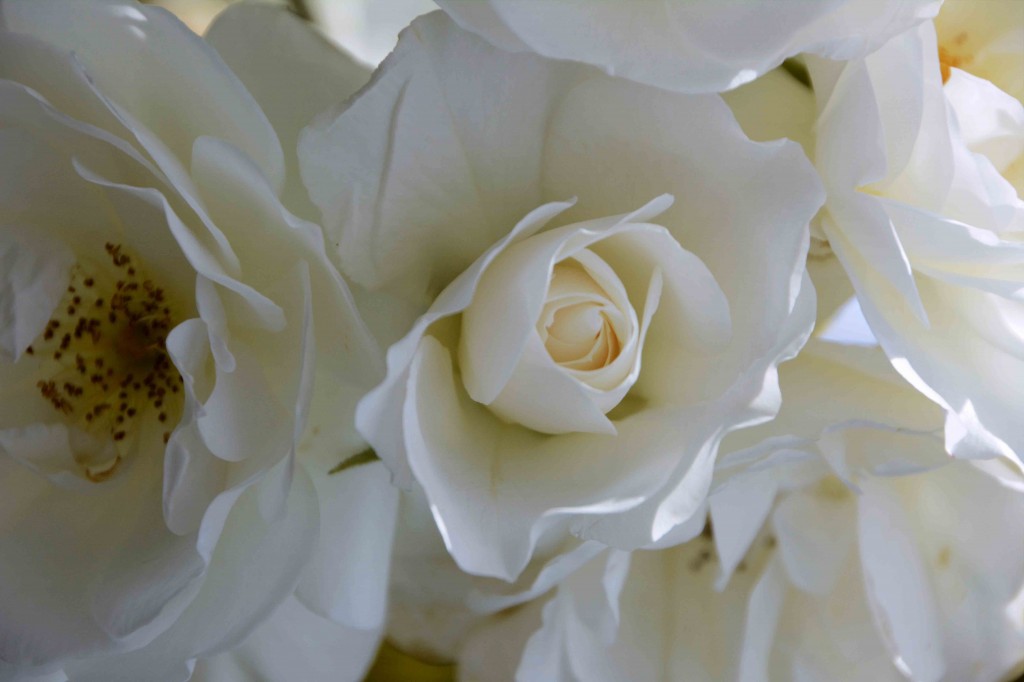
299, 11, 823, 582
808, 21, 1024, 465
730, 16, 1024, 465
434, 0, 941, 94
937, 0, 1024, 197
0, 2, 388, 680
935, 0, 1023, 103
460, 343, 1024, 682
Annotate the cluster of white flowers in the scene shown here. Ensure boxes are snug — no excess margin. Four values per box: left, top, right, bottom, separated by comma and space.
0, 1, 1022, 680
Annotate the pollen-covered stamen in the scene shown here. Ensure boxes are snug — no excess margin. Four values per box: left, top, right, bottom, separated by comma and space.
938, 31, 972, 84
28, 243, 183, 481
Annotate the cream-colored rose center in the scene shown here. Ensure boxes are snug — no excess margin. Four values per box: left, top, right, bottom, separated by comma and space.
537, 255, 629, 376
27, 243, 183, 481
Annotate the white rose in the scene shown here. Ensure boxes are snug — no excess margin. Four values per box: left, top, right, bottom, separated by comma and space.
935, 0, 1023, 104
730, 17, 1024, 465
299, 12, 823, 582
434, 0, 941, 93
0, 3, 390, 680
937, 0, 1024, 197
459, 343, 1024, 682
807, 21, 1024, 464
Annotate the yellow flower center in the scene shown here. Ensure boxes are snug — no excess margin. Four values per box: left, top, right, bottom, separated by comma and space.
27, 243, 183, 482
938, 37, 973, 84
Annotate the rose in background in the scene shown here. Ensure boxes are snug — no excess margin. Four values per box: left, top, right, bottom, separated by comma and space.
936, 0, 1023, 197
724, 1, 1024, 468
298, 10, 823, 584
435, 0, 941, 93
805, 12, 1024, 466
308, 0, 434, 66
936, 0, 1023, 103
146, 0, 435, 67
0, 2, 394, 680
459, 343, 1024, 682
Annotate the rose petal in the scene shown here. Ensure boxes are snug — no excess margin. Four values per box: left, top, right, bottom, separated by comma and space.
1, 0, 284, 192
206, 4, 371, 221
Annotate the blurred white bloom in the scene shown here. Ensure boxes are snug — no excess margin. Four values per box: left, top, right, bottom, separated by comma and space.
298, 11, 823, 582
460, 343, 1024, 682
0, 2, 391, 680
310, 0, 435, 67
435, 0, 941, 93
